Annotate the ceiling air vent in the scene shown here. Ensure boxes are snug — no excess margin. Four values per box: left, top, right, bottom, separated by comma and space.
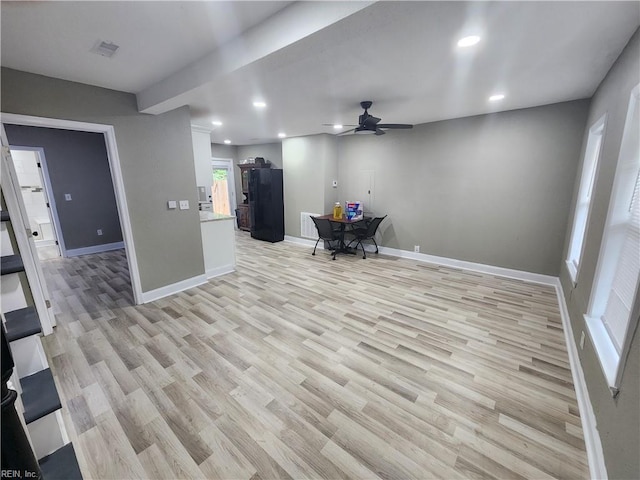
90, 40, 119, 58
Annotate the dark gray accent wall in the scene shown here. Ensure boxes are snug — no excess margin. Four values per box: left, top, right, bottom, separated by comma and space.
2, 68, 204, 293
559, 29, 640, 480
5, 125, 123, 250
338, 100, 589, 276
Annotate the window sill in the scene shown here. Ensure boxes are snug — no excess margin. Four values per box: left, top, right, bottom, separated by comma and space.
584, 314, 620, 394
566, 260, 578, 285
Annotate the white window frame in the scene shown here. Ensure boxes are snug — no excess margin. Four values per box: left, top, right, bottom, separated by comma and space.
585, 84, 640, 395
566, 114, 607, 283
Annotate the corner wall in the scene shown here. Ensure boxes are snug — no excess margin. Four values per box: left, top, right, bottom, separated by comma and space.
336, 100, 589, 275
559, 29, 640, 480
1, 68, 205, 293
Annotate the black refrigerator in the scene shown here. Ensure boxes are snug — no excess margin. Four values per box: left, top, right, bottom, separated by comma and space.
249, 168, 284, 242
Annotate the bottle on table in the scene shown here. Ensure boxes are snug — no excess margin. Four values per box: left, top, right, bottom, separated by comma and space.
333, 202, 343, 219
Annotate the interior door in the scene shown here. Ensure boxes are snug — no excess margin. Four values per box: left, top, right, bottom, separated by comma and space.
0, 136, 56, 333
9, 148, 62, 259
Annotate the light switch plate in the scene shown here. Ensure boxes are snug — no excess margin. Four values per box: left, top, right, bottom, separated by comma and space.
167, 200, 177, 209
64, 193, 72, 201
179, 200, 189, 210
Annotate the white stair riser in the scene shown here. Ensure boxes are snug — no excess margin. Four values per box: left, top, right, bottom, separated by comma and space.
1, 273, 29, 312
10, 336, 48, 378
27, 411, 68, 459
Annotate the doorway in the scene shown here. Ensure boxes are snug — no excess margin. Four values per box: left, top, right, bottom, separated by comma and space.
211, 158, 237, 217
1, 113, 143, 305
9, 147, 63, 261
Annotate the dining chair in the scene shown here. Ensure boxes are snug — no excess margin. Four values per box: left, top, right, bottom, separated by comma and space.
347, 215, 386, 259
311, 216, 341, 260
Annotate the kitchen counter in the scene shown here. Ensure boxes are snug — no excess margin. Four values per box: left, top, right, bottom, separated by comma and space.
199, 212, 236, 278
199, 211, 235, 222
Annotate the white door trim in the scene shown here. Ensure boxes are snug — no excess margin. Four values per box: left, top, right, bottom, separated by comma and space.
8, 146, 66, 257
1, 113, 143, 305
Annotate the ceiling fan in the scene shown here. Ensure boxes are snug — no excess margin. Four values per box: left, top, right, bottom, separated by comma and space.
325, 101, 413, 135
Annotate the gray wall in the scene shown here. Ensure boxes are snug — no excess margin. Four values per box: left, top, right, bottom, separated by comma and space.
282, 134, 338, 237
235, 143, 283, 207
5, 125, 123, 250
211, 142, 237, 159
336, 100, 589, 275
2, 68, 204, 293
559, 29, 639, 480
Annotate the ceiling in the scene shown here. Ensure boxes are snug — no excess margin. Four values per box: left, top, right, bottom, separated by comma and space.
2, 1, 639, 145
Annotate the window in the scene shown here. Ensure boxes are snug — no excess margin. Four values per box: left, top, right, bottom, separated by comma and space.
566, 115, 606, 282
585, 85, 640, 393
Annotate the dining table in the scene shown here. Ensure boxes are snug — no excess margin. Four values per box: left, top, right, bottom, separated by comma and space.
316, 213, 367, 257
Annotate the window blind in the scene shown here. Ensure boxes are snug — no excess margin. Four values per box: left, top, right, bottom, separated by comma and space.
602, 169, 640, 352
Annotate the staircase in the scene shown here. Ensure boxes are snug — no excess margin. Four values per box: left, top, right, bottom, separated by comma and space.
2, 183, 82, 476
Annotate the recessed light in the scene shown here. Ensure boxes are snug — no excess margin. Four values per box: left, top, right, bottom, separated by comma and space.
333, 124, 343, 129
211, 120, 222, 126
224, 139, 231, 144
278, 133, 286, 138
489, 94, 505, 102
457, 35, 481, 48
253, 101, 267, 108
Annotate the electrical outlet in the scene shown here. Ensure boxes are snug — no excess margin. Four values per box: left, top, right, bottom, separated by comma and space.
97, 229, 103, 236
64, 193, 72, 201
580, 331, 585, 350
167, 200, 177, 209
179, 200, 189, 210
414, 245, 420, 253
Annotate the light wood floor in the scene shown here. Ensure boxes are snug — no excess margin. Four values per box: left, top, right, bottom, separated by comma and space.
40, 232, 589, 479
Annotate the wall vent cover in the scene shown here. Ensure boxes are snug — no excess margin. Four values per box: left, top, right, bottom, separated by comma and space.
91, 40, 119, 58
301, 212, 321, 239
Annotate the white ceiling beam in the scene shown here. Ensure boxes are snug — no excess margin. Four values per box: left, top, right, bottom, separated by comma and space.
136, 1, 375, 115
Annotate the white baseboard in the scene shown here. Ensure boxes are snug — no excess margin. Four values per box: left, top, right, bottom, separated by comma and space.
65, 241, 125, 257
287, 235, 557, 285
205, 264, 235, 279
284, 235, 321, 247
140, 274, 207, 304
554, 280, 608, 480
379, 245, 558, 285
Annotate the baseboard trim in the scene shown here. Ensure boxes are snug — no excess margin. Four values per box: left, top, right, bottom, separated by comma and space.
554, 279, 608, 480
205, 264, 235, 279
65, 241, 125, 258
140, 274, 207, 304
284, 235, 320, 247
378, 245, 558, 285
287, 235, 557, 285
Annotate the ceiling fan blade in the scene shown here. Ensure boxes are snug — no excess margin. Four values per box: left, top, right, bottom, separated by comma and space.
322, 124, 358, 127
337, 128, 356, 135
375, 129, 386, 136
377, 124, 413, 129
